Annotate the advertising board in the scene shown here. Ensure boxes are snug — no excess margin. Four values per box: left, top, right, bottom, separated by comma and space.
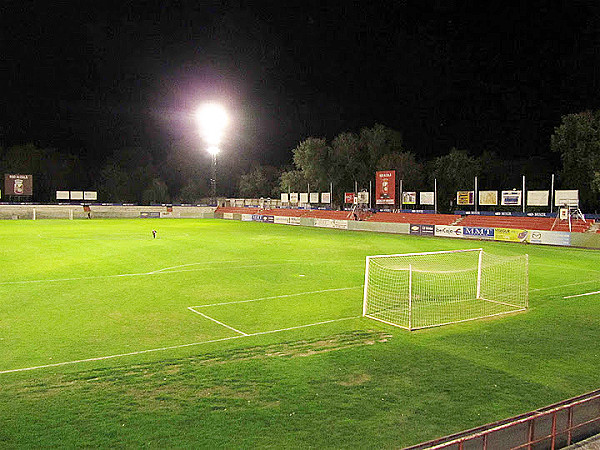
457, 191, 474, 205
463, 226, 495, 239
493, 228, 529, 243
434, 225, 464, 238
528, 230, 571, 246
4, 174, 33, 196
375, 170, 395, 205
420, 191, 434, 205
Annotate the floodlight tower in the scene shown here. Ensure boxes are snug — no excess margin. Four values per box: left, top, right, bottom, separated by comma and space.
196, 103, 228, 206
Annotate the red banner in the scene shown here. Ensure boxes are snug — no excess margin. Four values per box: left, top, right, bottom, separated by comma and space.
375, 171, 395, 205
344, 192, 356, 204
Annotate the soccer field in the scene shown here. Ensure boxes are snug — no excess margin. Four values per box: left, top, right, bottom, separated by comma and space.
1, 219, 599, 448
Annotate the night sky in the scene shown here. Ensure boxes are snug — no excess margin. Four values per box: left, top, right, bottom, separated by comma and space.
3, 1, 600, 172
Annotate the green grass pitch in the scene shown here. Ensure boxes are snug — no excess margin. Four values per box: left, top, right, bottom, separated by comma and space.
1, 218, 599, 447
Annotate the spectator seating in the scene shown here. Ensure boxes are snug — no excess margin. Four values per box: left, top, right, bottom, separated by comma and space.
366, 212, 460, 225
459, 215, 591, 233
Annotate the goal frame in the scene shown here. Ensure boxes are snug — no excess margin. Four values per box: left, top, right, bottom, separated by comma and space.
363, 248, 528, 331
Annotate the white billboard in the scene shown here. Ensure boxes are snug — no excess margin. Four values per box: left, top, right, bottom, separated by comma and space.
321, 192, 331, 204
281, 193, 289, 203
299, 193, 309, 203
84, 191, 97, 201
309, 192, 320, 203
501, 190, 522, 206
420, 192, 434, 205
56, 191, 70, 200
70, 191, 84, 200
479, 190, 498, 206
289, 192, 299, 203
555, 190, 579, 207
527, 190, 549, 206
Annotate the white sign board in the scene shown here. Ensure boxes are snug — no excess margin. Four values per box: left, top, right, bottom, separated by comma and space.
357, 191, 369, 204
321, 192, 331, 204
501, 190, 522, 206
281, 193, 289, 203
479, 190, 498, 206
527, 190, 549, 207
555, 190, 579, 207
309, 192, 319, 204
56, 191, 70, 200
70, 191, 84, 200
420, 191, 434, 205
299, 193, 309, 203
84, 191, 97, 201
289, 192, 299, 203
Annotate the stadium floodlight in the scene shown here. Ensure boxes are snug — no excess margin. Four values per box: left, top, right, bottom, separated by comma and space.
195, 103, 228, 206
363, 248, 528, 330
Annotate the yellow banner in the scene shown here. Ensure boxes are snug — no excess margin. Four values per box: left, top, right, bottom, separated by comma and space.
494, 228, 529, 243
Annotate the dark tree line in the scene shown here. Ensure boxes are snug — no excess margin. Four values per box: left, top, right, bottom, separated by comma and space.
2, 112, 599, 211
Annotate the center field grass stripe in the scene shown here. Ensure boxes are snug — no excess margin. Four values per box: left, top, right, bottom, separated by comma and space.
530, 279, 600, 292
563, 290, 600, 299
187, 307, 249, 335
192, 286, 364, 308
0, 316, 362, 375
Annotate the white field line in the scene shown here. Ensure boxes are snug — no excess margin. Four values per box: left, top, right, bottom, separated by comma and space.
0, 316, 361, 375
0, 260, 362, 286
530, 278, 600, 292
187, 308, 248, 336
191, 286, 364, 309
563, 290, 600, 299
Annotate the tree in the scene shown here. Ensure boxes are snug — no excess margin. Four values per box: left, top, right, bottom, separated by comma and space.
551, 111, 600, 210
431, 148, 481, 212
239, 165, 281, 198
278, 170, 308, 193
376, 152, 424, 191
292, 138, 331, 191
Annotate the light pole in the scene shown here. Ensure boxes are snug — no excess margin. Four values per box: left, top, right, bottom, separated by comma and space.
196, 103, 228, 206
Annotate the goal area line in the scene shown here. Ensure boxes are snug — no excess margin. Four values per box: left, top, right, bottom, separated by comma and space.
365, 307, 527, 331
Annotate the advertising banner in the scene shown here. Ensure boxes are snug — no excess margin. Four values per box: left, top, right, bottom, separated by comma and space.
493, 228, 529, 243
420, 191, 435, 205
56, 191, 70, 200
528, 230, 571, 246
555, 190, 579, 207
309, 192, 319, 203
457, 191, 475, 206
274, 216, 289, 224
402, 192, 417, 204
289, 192, 299, 203
84, 191, 97, 201
434, 225, 464, 238
357, 191, 369, 204
527, 190, 549, 207
4, 174, 33, 196
321, 192, 331, 204
462, 226, 495, 239
241, 214, 253, 221
281, 193, 289, 203
345, 192, 356, 204
501, 190, 522, 206
299, 193, 309, 203
375, 170, 395, 205
409, 224, 421, 235
479, 190, 498, 206
70, 191, 84, 200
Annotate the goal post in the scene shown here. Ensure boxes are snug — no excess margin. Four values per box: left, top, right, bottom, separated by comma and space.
363, 249, 528, 330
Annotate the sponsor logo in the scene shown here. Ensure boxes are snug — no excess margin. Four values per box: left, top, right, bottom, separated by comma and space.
420, 225, 435, 236
463, 227, 495, 238
410, 224, 421, 235
435, 225, 463, 237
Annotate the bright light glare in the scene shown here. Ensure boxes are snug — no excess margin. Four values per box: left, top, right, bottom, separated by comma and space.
195, 103, 229, 146
207, 146, 220, 155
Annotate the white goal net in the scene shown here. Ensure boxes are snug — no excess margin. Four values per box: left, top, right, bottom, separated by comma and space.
363, 249, 528, 330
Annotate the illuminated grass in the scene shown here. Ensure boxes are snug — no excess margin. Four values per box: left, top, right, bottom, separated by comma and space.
0, 219, 599, 447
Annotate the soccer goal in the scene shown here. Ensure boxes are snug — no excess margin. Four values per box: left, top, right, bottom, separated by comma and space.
363, 249, 528, 330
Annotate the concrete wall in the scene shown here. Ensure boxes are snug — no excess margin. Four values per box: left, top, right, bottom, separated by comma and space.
0, 205, 216, 220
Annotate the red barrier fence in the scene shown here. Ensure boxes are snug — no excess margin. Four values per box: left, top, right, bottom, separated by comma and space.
405, 389, 600, 450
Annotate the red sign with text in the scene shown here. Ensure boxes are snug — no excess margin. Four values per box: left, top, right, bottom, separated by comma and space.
375, 171, 395, 205
344, 192, 356, 204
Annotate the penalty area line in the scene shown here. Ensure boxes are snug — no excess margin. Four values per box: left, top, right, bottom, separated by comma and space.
563, 290, 600, 299
0, 316, 361, 375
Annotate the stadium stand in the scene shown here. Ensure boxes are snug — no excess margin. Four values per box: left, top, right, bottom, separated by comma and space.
366, 212, 460, 225
459, 215, 591, 232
